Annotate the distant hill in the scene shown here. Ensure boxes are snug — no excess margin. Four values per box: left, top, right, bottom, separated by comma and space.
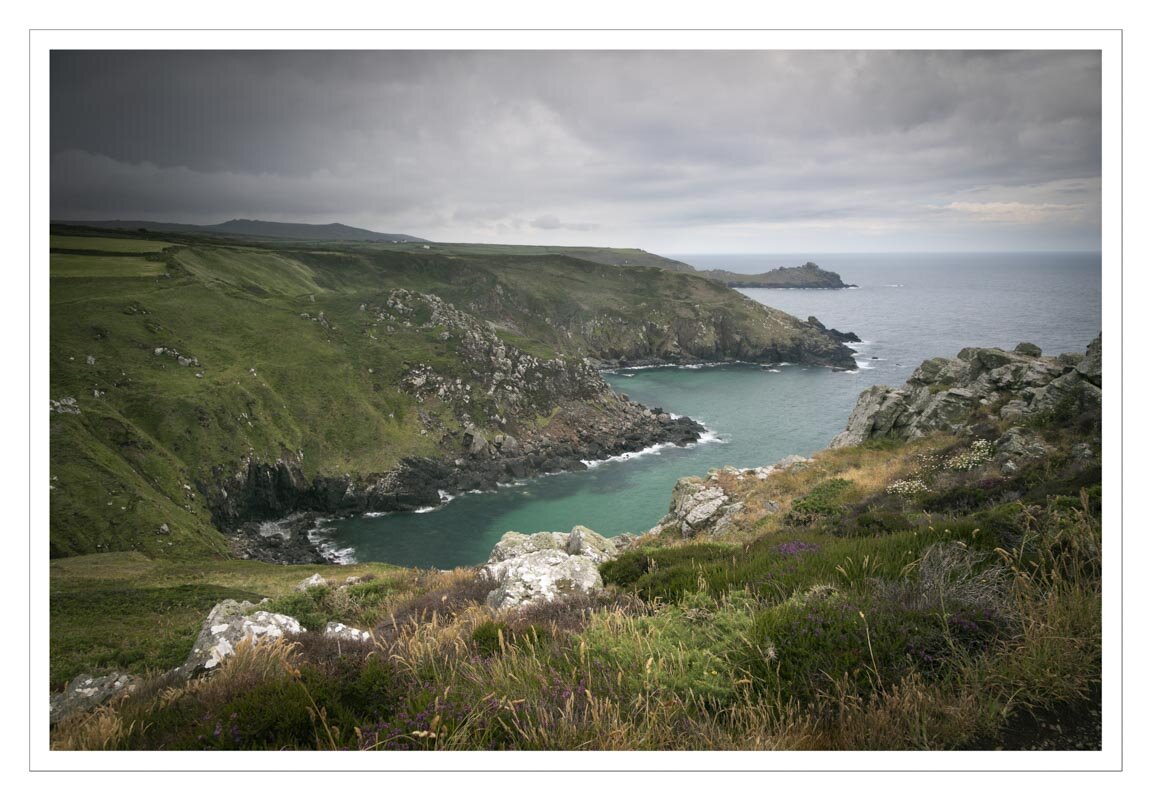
51, 218, 428, 243
697, 262, 854, 289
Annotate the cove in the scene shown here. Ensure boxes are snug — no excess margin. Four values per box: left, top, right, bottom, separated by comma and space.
319, 251, 1102, 570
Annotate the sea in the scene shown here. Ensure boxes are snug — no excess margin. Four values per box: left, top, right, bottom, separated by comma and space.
317, 252, 1102, 569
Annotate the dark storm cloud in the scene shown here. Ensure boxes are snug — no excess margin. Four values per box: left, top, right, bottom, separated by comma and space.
50, 50, 1101, 251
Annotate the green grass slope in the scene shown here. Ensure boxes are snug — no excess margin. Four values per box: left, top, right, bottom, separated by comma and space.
50, 232, 851, 559
50, 408, 1101, 749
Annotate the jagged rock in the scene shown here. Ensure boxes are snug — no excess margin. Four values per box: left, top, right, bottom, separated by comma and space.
50, 672, 139, 725
323, 622, 372, 642
295, 573, 329, 592
830, 335, 1102, 448
650, 476, 744, 537
996, 427, 1052, 463
1076, 334, 1102, 387
178, 600, 305, 677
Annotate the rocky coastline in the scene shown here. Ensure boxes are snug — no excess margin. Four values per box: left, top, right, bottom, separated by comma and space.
216, 401, 706, 564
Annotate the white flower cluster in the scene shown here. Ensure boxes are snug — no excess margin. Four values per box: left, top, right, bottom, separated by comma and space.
886, 478, 929, 497
946, 439, 994, 471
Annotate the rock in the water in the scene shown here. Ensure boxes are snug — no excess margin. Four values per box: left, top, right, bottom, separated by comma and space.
323, 621, 372, 642
178, 600, 305, 676
50, 672, 139, 725
1014, 342, 1042, 358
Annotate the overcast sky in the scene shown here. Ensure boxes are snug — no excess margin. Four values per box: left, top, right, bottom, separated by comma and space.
50, 50, 1101, 253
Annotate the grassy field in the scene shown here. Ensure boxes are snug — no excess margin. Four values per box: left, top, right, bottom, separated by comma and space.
49, 553, 405, 687
50, 426, 1101, 750
50, 253, 168, 278
50, 235, 176, 253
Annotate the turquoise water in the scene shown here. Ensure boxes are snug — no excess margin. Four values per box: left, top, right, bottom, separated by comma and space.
321, 252, 1102, 569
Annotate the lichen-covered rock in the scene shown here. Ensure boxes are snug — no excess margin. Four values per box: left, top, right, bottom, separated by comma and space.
830, 334, 1102, 448
50, 672, 139, 725
323, 621, 372, 642
483, 549, 603, 609
488, 525, 618, 564
178, 600, 305, 676
481, 526, 616, 608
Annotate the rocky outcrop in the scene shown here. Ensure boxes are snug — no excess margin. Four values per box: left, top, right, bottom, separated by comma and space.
649, 455, 809, 538
49, 672, 139, 725
176, 600, 304, 678
830, 335, 1102, 448
227, 513, 329, 564
481, 526, 616, 609
807, 316, 862, 344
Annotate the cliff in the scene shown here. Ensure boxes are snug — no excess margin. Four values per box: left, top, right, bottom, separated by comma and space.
49, 233, 855, 559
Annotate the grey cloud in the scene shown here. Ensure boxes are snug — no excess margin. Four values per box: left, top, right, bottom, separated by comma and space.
530, 215, 598, 232
50, 50, 1101, 251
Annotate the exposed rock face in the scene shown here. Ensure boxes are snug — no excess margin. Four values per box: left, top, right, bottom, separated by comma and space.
650, 454, 807, 538
177, 600, 304, 677
482, 526, 615, 609
830, 335, 1102, 448
227, 512, 328, 564
654, 477, 740, 537
807, 316, 862, 344
50, 672, 139, 725
203, 290, 716, 542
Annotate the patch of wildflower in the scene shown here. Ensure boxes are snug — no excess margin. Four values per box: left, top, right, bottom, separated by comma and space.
886, 478, 929, 497
776, 541, 820, 557
946, 440, 994, 471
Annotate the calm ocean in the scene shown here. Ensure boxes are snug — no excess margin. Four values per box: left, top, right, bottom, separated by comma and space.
320, 252, 1102, 568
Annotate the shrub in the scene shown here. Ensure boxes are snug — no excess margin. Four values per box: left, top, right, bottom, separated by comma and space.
744, 593, 948, 706
598, 543, 736, 602
578, 591, 757, 708
849, 511, 912, 537
470, 620, 507, 657
785, 478, 854, 526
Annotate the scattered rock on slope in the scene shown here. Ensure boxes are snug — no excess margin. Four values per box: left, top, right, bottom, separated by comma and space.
177, 599, 304, 678
49, 672, 139, 725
